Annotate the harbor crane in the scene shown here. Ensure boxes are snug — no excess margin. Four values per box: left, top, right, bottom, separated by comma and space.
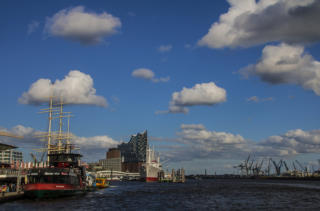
271, 159, 283, 176
295, 160, 308, 176
283, 161, 289, 172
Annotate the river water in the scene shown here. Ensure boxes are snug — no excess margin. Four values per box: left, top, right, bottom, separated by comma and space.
2, 179, 320, 210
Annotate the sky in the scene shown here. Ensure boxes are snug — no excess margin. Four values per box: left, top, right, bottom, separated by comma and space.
1, 0, 320, 174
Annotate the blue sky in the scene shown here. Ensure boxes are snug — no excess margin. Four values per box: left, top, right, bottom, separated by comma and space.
1, 0, 320, 174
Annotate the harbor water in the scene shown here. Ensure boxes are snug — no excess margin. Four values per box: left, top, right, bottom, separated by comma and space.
2, 179, 320, 210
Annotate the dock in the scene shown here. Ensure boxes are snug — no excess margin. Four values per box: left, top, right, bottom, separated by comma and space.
0, 191, 24, 203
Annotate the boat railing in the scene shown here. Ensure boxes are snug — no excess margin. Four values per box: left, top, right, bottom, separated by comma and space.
0, 168, 19, 176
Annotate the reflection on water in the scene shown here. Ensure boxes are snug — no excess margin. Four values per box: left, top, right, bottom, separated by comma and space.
2, 179, 320, 210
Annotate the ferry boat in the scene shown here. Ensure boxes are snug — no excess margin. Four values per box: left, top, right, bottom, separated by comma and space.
142, 146, 162, 182
24, 97, 86, 198
95, 178, 109, 188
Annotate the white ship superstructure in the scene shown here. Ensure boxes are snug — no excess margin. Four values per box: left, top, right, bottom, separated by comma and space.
143, 146, 162, 182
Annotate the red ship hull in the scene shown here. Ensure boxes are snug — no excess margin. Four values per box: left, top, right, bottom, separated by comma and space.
24, 183, 84, 198
146, 177, 158, 182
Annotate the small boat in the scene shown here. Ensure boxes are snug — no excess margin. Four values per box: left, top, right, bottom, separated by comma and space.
95, 178, 109, 188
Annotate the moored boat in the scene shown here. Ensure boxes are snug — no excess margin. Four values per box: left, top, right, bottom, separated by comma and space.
24, 97, 86, 198
142, 146, 162, 182
24, 153, 86, 198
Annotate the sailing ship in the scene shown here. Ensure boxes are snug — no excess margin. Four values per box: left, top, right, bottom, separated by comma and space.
24, 97, 86, 198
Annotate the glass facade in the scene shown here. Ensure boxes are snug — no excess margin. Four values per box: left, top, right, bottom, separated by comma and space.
118, 130, 148, 163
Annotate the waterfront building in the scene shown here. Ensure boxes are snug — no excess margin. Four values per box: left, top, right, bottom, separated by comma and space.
118, 131, 148, 173
118, 130, 148, 163
100, 148, 122, 171
0, 147, 23, 165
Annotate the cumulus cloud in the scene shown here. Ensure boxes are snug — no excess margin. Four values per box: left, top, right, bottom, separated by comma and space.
19, 70, 107, 107
163, 124, 320, 162
72, 135, 120, 161
261, 129, 320, 155
131, 68, 170, 83
0, 125, 120, 162
164, 124, 250, 162
0, 125, 44, 149
241, 43, 320, 95
161, 82, 226, 114
178, 124, 246, 145
74, 135, 119, 150
158, 45, 172, 52
44, 6, 121, 45
27, 21, 40, 35
198, 0, 320, 48
247, 96, 274, 102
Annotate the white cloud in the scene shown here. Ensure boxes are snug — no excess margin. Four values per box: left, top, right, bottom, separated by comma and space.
0, 125, 120, 162
132, 68, 154, 80
132, 68, 170, 83
163, 82, 226, 114
247, 96, 274, 102
27, 21, 40, 35
180, 124, 206, 130
0, 125, 44, 149
198, 0, 320, 48
247, 96, 259, 102
11, 125, 35, 137
262, 129, 320, 154
178, 124, 246, 145
158, 45, 172, 52
241, 43, 320, 95
163, 124, 250, 161
163, 124, 320, 162
19, 70, 107, 107
44, 6, 121, 45
74, 135, 119, 150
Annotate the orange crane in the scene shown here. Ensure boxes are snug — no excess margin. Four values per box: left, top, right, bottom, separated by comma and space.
0, 131, 23, 139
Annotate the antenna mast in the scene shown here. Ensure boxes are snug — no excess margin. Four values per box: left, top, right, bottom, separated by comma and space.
47, 97, 53, 162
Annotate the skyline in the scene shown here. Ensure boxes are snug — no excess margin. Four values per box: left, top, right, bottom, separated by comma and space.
1, 0, 320, 174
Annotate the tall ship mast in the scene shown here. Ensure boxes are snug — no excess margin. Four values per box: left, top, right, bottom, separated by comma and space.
24, 97, 86, 198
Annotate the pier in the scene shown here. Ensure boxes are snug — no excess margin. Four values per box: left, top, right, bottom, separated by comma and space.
0, 191, 24, 203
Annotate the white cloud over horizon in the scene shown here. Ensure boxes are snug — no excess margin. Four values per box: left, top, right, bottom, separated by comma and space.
158, 45, 172, 53
132, 68, 170, 83
163, 124, 320, 162
161, 82, 226, 114
0, 125, 121, 162
241, 43, 320, 96
19, 70, 107, 107
3, 124, 320, 167
198, 0, 320, 48
44, 6, 121, 45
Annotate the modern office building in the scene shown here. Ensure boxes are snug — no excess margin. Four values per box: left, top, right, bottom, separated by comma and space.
98, 131, 148, 173
117, 131, 148, 173
0, 148, 23, 164
100, 148, 122, 171
118, 131, 148, 163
